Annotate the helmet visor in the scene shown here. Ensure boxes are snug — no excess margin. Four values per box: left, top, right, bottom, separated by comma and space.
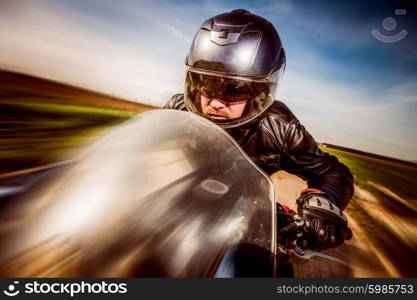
189, 71, 268, 103
184, 69, 279, 128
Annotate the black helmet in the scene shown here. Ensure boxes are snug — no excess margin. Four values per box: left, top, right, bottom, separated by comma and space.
184, 9, 286, 128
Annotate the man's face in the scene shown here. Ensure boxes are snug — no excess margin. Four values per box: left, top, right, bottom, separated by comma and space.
200, 95, 247, 120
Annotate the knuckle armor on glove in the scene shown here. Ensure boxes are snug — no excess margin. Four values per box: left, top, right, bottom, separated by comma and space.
296, 191, 351, 250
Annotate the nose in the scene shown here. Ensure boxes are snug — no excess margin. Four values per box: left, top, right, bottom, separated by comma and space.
209, 98, 226, 109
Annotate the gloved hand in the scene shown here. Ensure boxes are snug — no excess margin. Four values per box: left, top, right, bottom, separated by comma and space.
296, 189, 352, 251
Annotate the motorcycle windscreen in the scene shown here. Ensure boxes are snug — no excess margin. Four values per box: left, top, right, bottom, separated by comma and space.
0, 110, 275, 277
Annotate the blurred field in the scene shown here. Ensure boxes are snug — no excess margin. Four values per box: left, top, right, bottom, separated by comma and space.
0, 70, 154, 174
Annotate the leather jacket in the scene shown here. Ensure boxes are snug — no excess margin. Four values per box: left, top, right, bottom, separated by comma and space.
164, 94, 354, 210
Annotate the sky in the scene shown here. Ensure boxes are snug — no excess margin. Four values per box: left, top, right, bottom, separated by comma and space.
0, 0, 416, 161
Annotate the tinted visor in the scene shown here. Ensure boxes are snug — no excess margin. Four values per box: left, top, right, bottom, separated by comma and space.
184, 69, 278, 128
188, 71, 268, 103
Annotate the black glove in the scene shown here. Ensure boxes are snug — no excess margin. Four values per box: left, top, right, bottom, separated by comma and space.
296, 189, 352, 251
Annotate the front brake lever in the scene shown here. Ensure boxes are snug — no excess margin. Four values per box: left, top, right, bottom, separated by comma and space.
291, 247, 351, 267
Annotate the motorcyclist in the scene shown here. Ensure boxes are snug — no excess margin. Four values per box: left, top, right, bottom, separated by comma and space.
164, 9, 354, 251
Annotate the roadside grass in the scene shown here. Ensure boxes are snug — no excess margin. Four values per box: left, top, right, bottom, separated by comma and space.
321, 147, 417, 202
0, 99, 141, 174
322, 146, 417, 224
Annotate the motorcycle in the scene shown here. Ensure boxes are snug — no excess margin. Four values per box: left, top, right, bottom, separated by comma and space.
0, 110, 349, 277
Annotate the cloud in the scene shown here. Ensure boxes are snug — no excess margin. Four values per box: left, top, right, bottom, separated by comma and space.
0, 0, 188, 105
159, 23, 191, 42
280, 66, 417, 160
